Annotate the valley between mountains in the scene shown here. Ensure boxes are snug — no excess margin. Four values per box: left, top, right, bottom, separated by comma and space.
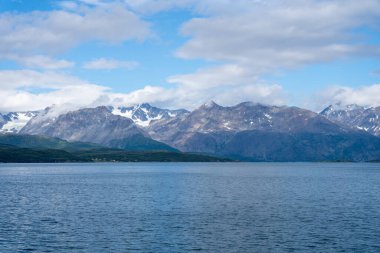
1, 101, 380, 162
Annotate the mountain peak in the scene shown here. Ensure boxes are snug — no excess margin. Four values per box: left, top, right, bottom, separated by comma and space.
326, 103, 365, 111
201, 100, 220, 109
110, 103, 188, 127
139, 103, 152, 108
320, 103, 379, 136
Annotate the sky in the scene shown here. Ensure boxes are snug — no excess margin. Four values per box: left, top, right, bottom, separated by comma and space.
0, 0, 380, 112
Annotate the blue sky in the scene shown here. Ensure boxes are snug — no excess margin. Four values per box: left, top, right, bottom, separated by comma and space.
0, 0, 380, 112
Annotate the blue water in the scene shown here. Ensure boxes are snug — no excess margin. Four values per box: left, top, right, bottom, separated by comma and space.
0, 163, 380, 252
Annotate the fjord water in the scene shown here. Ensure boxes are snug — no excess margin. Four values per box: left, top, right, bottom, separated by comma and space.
0, 163, 380, 252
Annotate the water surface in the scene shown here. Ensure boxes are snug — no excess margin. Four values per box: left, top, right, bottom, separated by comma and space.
0, 163, 380, 252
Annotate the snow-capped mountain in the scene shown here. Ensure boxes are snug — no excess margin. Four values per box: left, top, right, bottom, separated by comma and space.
19, 106, 176, 151
2, 101, 380, 161
20, 106, 144, 143
143, 101, 380, 161
110, 103, 189, 127
147, 101, 350, 151
0, 111, 39, 133
0, 103, 188, 135
320, 104, 380, 136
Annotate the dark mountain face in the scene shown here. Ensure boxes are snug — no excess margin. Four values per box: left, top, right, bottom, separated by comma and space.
147, 102, 350, 148
146, 102, 380, 161
178, 130, 380, 162
320, 104, 380, 137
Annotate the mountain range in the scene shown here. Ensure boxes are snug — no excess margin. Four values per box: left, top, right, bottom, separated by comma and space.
1, 101, 380, 162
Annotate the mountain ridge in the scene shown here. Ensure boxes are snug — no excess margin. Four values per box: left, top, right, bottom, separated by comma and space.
2, 101, 380, 162
320, 103, 380, 136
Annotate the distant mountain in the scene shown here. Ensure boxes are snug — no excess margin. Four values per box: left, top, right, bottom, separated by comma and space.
3, 101, 380, 162
147, 101, 349, 147
0, 111, 39, 133
147, 102, 380, 161
320, 104, 380, 136
20, 106, 177, 152
21, 106, 144, 142
110, 103, 189, 127
180, 130, 380, 162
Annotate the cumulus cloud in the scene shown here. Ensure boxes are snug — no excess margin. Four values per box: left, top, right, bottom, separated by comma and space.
9, 55, 74, 69
0, 70, 110, 112
2, 0, 380, 112
167, 64, 258, 89
0, 85, 107, 112
317, 84, 380, 109
177, 0, 380, 68
0, 70, 90, 90
83, 58, 138, 70
0, 2, 151, 69
164, 64, 285, 108
88, 0, 380, 109
0, 67, 284, 112
0, 5, 150, 55
168, 0, 380, 108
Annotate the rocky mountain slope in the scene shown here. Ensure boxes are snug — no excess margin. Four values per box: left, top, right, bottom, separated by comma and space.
147, 101, 349, 148
19, 106, 176, 151
144, 101, 380, 161
320, 104, 380, 136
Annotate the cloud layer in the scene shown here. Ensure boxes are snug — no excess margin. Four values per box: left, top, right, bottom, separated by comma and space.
318, 84, 380, 109
0, 2, 151, 68
1, 0, 380, 112
83, 58, 138, 70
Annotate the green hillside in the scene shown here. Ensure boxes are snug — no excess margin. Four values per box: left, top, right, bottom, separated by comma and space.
0, 134, 230, 163
0, 134, 100, 151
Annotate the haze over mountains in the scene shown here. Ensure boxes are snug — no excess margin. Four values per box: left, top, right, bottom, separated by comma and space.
1, 102, 380, 162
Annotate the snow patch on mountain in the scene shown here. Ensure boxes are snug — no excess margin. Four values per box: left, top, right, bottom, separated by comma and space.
320, 103, 380, 136
0, 112, 39, 133
110, 103, 188, 127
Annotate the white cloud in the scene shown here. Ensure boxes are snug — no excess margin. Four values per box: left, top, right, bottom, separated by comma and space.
101, 75, 284, 109
0, 2, 151, 68
177, 0, 380, 69
167, 64, 258, 89
0, 70, 90, 90
2, 0, 380, 112
122, 0, 196, 14
83, 58, 138, 70
165, 0, 380, 109
0, 68, 284, 112
0, 85, 107, 112
90, 0, 380, 109
9, 55, 74, 69
0, 70, 110, 112
163, 64, 285, 108
318, 84, 380, 109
